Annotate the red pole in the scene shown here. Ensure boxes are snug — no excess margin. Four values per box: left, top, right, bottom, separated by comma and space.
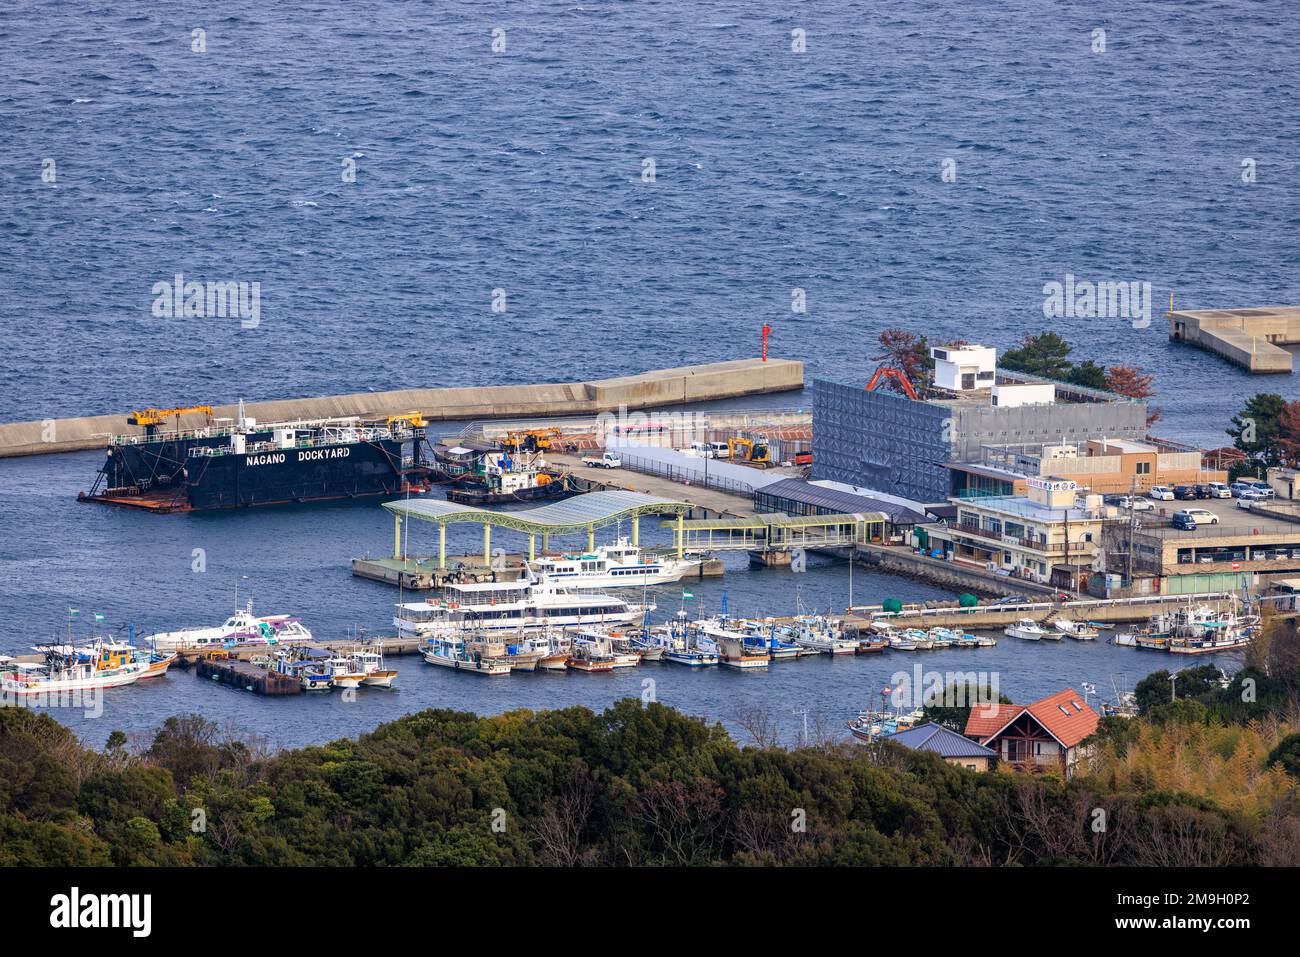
761, 324, 771, 362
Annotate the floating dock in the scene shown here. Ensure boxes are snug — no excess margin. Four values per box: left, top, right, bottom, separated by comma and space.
194, 657, 302, 695
1168, 306, 1300, 373
0, 357, 804, 457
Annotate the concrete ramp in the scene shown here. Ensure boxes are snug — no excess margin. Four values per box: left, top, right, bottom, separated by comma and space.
0, 358, 804, 457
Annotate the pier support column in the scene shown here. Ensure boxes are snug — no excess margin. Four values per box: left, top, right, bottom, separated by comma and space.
439, 525, 446, 570
632, 515, 639, 546
529, 534, 536, 562
394, 514, 402, 560
543, 531, 549, 553
677, 513, 684, 560
587, 525, 595, 552
484, 524, 491, 565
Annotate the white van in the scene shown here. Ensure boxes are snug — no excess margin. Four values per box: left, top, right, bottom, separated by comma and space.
1206, 482, 1232, 499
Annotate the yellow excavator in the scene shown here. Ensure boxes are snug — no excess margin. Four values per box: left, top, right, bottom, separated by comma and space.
503, 427, 562, 453
727, 435, 772, 467
127, 405, 215, 435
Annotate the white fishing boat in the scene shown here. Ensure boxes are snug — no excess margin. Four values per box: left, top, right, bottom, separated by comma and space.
701, 623, 770, 669
530, 538, 702, 588
1005, 618, 1048, 641
349, 649, 398, 688
788, 616, 857, 655
1053, 619, 1100, 641
394, 579, 651, 639
0, 640, 175, 696
147, 601, 312, 651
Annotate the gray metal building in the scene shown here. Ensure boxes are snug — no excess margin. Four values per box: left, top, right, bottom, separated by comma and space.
812, 378, 1148, 504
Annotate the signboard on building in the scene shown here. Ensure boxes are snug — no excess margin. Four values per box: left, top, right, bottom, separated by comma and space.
1027, 476, 1078, 492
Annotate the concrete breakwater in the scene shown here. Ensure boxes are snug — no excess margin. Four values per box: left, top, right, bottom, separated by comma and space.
0, 357, 803, 458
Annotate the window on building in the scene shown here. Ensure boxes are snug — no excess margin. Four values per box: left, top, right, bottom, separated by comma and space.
1135, 462, 1151, 475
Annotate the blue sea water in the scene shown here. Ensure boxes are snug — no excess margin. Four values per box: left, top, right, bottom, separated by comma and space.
0, 1, 1291, 747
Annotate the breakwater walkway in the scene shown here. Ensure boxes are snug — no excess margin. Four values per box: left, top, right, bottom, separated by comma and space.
0, 357, 804, 457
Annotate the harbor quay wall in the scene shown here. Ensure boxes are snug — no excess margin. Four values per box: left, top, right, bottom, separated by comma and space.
0, 358, 803, 458
854, 544, 1060, 599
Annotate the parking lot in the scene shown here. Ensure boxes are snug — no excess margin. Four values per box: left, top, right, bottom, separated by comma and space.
1126, 493, 1300, 539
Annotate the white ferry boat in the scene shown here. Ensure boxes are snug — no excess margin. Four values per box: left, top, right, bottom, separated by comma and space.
394, 579, 652, 639
147, 603, 312, 651
529, 538, 702, 588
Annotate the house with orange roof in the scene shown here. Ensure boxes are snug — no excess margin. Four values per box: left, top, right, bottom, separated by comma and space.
963, 688, 1099, 778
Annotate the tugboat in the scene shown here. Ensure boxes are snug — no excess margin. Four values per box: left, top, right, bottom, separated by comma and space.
79, 403, 432, 512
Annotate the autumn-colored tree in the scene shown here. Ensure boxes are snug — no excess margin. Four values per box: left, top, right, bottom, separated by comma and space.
875, 328, 930, 388
1274, 400, 1300, 467
1106, 364, 1160, 426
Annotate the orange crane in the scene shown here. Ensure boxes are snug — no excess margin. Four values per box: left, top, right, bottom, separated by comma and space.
864, 367, 918, 400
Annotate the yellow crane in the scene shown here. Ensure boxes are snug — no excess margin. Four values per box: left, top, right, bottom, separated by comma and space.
127, 405, 215, 433
386, 411, 428, 429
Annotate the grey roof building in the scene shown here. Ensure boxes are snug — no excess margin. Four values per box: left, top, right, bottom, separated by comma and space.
883, 722, 997, 765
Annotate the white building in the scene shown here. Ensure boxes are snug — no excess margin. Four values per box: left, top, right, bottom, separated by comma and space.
931, 345, 997, 392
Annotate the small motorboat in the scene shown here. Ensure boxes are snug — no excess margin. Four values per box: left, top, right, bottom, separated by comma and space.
1005, 618, 1048, 641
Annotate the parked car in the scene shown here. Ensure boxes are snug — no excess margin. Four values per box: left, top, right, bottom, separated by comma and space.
1206, 482, 1233, 499
1171, 512, 1198, 531
1148, 486, 1175, 501
1117, 496, 1155, 511
1175, 508, 1220, 525
1237, 489, 1266, 509
1249, 481, 1275, 498
1173, 485, 1198, 500
1230, 481, 1255, 497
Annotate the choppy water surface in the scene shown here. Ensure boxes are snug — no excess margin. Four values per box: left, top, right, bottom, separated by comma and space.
0, 1, 1285, 745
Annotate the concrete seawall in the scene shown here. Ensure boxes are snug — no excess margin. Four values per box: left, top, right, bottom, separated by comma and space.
0, 357, 804, 458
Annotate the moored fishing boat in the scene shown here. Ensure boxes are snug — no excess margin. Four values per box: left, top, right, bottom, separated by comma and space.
565, 635, 618, 672
420, 636, 511, 675
349, 649, 398, 688
706, 626, 770, 669
1052, 619, 1100, 641
2, 639, 176, 697
788, 615, 857, 655
324, 656, 366, 689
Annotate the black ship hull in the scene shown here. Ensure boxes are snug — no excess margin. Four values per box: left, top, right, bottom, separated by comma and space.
82, 431, 430, 511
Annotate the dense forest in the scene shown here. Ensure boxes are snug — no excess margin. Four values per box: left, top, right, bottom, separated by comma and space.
4, 622, 1300, 867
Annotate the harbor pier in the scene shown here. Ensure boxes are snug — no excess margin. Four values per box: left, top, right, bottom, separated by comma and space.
1168, 305, 1300, 373
0, 357, 804, 457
